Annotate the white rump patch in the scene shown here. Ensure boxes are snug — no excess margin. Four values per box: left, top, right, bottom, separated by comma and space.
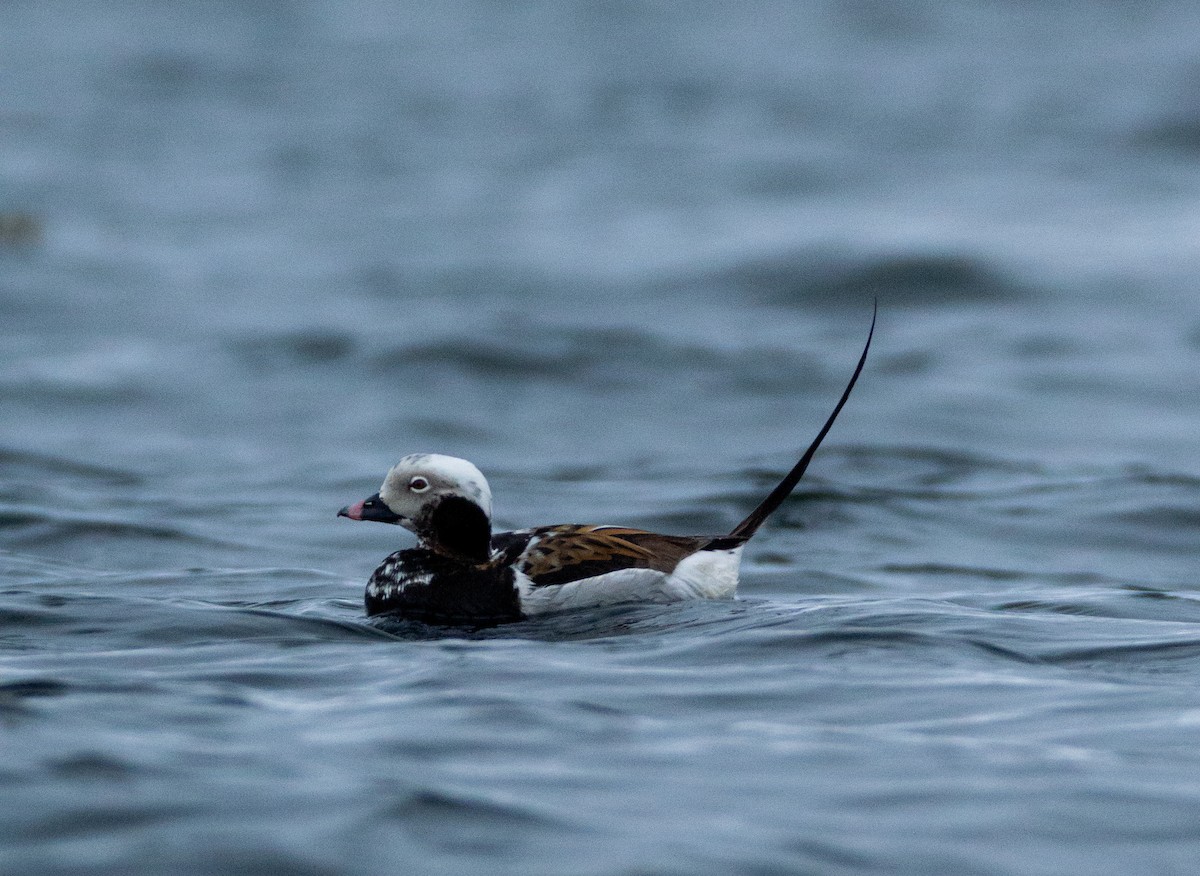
665, 546, 742, 600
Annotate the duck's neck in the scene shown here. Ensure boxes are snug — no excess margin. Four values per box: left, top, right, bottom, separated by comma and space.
420, 496, 493, 564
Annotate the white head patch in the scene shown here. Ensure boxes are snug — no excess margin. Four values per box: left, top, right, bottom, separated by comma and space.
377, 454, 493, 528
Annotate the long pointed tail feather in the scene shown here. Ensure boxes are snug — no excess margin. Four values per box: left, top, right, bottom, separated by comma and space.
727, 301, 876, 541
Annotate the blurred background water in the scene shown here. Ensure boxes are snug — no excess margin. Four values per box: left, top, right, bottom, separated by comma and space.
4, 1, 1200, 873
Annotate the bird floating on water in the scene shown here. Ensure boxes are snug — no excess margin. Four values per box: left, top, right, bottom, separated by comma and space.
339, 306, 875, 626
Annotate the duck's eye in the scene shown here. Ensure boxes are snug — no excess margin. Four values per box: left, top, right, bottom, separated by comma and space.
408, 476, 429, 492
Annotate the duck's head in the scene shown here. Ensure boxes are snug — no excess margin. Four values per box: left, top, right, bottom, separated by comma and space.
338, 453, 493, 563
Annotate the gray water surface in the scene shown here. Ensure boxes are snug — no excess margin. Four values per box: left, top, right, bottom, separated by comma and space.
4, 2, 1200, 874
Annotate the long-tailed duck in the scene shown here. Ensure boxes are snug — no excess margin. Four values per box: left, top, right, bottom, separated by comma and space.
339, 309, 874, 625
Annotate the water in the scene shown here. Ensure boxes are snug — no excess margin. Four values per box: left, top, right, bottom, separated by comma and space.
4, 1, 1200, 873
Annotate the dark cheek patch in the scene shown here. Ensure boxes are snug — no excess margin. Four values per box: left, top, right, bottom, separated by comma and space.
423, 496, 492, 563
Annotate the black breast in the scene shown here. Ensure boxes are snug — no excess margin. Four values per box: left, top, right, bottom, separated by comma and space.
364, 549, 522, 626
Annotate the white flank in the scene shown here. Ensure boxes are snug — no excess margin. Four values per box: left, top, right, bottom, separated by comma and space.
516, 546, 743, 615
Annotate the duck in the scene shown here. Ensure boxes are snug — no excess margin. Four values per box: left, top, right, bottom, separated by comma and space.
339, 308, 874, 626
